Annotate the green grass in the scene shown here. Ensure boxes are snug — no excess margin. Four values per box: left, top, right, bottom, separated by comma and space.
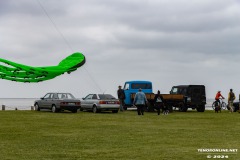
0, 110, 239, 160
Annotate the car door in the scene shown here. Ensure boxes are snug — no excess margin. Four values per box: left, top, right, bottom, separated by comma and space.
82, 94, 93, 109
42, 93, 53, 109
39, 93, 50, 108
51, 93, 59, 107
92, 94, 98, 107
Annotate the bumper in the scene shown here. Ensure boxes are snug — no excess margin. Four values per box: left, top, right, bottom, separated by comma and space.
98, 104, 119, 110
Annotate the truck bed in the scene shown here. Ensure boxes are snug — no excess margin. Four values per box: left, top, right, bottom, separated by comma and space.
131, 93, 184, 102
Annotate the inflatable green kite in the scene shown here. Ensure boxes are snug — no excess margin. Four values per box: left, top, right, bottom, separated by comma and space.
0, 52, 85, 82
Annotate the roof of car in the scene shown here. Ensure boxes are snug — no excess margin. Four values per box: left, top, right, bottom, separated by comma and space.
46, 92, 72, 94
125, 80, 152, 84
173, 85, 205, 88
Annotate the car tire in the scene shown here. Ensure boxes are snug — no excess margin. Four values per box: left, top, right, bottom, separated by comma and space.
35, 103, 40, 111
179, 102, 187, 112
51, 105, 58, 113
92, 105, 98, 113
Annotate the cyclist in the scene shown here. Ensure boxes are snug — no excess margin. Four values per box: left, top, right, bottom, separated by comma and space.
215, 91, 225, 110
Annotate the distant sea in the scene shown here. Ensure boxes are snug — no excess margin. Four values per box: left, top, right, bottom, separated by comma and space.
0, 98, 37, 110
0, 98, 215, 110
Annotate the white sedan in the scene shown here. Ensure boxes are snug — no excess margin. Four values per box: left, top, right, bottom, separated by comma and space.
81, 94, 120, 113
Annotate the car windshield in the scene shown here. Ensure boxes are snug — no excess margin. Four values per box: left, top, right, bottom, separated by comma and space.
98, 94, 116, 100
171, 88, 178, 94
57, 93, 75, 99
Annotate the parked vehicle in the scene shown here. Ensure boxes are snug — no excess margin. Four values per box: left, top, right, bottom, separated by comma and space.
123, 80, 152, 110
34, 93, 81, 113
81, 94, 120, 113
170, 85, 206, 112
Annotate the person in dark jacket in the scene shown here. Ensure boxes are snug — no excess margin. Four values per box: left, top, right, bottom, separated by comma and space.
117, 85, 125, 111
154, 90, 164, 115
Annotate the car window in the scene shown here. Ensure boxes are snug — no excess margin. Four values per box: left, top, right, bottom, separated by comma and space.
131, 83, 152, 89
58, 93, 67, 99
92, 94, 97, 99
53, 93, 59, 99
62, 94, 66, 99
179, 88, 187, 94
44, 93, 52, 99
171, 88, 178, 94
66, 93, 75, 99
85, 94, 93, 100
124, 83, 130, 90
98, 94, 116, 100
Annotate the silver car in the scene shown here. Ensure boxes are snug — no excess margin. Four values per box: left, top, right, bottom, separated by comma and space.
81, 94, 120, 113
34, 93, 81, 113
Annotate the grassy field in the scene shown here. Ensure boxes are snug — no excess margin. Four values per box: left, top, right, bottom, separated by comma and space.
0, 110, 239, 160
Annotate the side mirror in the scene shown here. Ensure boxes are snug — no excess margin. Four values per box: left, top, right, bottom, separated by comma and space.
41, 97, 44, 100
82, 97, 85, 100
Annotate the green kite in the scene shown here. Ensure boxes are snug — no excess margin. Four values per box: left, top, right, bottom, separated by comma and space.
0, 52, 86, 82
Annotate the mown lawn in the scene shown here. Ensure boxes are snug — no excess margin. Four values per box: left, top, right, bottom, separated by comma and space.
0, 110, 239, 160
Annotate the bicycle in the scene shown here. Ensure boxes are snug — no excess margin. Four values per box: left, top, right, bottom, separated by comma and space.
212, 98, 227, 110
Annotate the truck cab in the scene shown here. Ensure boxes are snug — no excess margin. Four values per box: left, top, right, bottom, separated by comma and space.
170, 85, 206, 112
123, 81, 152, 108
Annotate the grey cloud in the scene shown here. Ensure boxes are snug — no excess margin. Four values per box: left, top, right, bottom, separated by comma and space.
0, 0, 240, 98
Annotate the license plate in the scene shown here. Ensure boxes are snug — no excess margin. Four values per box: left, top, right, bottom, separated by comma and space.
68, 103, 75, 105
107, 101, 115, 104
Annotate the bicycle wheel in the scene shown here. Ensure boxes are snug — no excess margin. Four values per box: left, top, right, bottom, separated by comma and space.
221, 102, 227, 110
212, 101, 217, 110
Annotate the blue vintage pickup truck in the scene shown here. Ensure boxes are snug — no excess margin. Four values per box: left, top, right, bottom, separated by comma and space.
123, 80, 152, 109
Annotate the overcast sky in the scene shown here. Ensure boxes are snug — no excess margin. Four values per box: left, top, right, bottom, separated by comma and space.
0, 0, 240, 99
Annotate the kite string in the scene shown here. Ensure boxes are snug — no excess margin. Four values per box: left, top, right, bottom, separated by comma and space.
35, 0, 103, 93
36, 0, 74, 52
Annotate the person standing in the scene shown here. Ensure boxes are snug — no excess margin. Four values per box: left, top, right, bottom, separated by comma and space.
154, 90, 164, 115
228, 89, 235, 113
133, 88, 148, 115
117, 85, 125, 111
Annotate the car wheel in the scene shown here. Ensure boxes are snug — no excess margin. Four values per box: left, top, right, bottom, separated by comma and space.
80, 107, 83, 111
51, 105, 58, 113
112, 110, 118, 113
35, 103, 40, 111
92, 105, 98, 113
179, 102, 187, 112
